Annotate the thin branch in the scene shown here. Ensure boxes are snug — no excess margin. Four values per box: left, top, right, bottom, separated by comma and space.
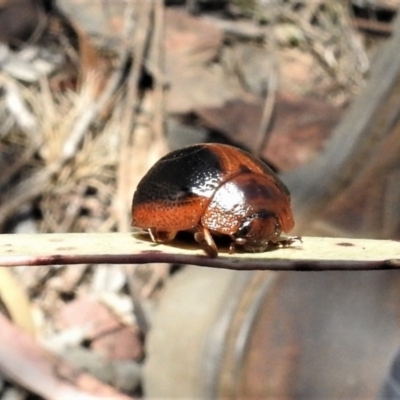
254, 10, 279, 155
1, 76, 38, 135
0, 312, 133, 400
151, 0, 167, 144
0, 166, 57, 229
115, 0, 154, 232
255, 53, 278, 155
0, 233, 399, 271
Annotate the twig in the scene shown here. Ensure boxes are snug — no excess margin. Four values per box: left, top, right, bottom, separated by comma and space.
151, 0, 167, 145
115, 0, 154, 232
1, 76, 38, 135
0, 233, 399, 271
255, 66, 277, 154
0, 165, 57, 230
0, 313, 133, 400
61, 65, 125, 163
125, 268, 151, 334
0, 145, 38, 188
254, 29, 279, 155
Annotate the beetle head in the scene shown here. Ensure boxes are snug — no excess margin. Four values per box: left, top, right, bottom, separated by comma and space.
233, 210, 282, 252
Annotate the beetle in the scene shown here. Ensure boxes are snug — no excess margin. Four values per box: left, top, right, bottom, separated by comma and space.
131, 143, 296, 257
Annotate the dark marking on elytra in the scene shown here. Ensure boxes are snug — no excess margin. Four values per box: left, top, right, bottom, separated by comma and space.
239, 164, 251, 174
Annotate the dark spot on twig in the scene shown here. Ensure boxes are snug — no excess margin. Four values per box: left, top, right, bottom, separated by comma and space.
336, 242, 354, 247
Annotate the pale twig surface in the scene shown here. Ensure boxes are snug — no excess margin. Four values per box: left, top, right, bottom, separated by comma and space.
0, 233, 399, 271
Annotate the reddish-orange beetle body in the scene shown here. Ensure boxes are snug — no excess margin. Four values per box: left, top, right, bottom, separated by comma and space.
131, 143, 295, 257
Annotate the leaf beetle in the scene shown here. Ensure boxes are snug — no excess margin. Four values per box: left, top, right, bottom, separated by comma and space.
131, 143, 296, 257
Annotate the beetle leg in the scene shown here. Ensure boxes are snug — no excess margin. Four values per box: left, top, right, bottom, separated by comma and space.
148, 228, 177, 243
271, 235, 302, 248
194, 226, 218, 257
229, 235, 246, 254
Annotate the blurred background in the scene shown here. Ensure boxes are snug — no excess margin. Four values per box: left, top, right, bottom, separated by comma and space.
1, 0, 400, 398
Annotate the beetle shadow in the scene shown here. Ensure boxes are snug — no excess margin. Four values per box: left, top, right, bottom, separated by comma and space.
167, 233, 303, 255
132, 231, 203, 252
132, 230, 233, 254
132, 231, 301, 256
